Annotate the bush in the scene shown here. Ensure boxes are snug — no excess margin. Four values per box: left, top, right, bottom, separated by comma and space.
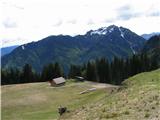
124, 110, 130, 115
144, 113, 150, 118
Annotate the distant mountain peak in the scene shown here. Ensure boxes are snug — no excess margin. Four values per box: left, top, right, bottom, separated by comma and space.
141, 32, 160, 40
1, 45, 19, 57
87, 25, 127, 39
88, 25, 119, 35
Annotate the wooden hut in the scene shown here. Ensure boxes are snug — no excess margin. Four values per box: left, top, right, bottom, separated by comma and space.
49, 77, 66, 87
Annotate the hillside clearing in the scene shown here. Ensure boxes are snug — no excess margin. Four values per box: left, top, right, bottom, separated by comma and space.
1, 81, 116, 120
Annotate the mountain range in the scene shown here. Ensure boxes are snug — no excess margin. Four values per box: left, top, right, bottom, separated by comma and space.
141, 32, 160, 40
1, 25, 146, 72
142, 35, 160, 65
1, 45, 19, 57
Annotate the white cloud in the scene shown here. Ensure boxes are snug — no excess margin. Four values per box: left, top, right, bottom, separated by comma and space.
1, 0, 160, 47
3, 18, 17, 28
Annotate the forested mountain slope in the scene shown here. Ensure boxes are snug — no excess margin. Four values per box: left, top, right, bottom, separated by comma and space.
2, 25, 145, 72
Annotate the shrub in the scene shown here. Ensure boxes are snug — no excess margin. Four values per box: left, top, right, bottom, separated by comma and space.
144, 113, 150, 118
124, 110, 130, 115
151, 106, 155, 109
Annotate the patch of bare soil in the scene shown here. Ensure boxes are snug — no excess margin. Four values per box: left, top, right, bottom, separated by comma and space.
87, 81, 119, 89
79, 81, 119, 94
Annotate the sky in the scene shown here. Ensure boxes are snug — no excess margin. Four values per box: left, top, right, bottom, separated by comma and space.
1, 0, 160, 47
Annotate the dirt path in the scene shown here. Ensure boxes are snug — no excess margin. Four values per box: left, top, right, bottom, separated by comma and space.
86, 81, 119, 89
79, 81, 119, 94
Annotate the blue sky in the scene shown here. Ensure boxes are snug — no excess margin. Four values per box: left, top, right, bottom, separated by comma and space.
1, 0, 160, 47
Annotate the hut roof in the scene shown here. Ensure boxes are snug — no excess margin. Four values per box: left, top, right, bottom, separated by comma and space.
53, 77, 66, 84
75, 76, 85, 81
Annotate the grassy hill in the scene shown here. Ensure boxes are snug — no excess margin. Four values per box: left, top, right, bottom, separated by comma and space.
2, 69, 160, 120
60, 69, 160, 120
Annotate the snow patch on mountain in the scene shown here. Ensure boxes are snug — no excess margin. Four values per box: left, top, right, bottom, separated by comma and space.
109, 27, 114, 33
119, 28, 124, 38
21, 46, 25, 50
89, 25, 126, 39
90, 27, 108, 35
122, 35, 136, 54
130, 46, 136, 54
90, 25, 117, 35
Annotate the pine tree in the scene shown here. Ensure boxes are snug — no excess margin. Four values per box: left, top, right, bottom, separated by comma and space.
41, 63, 54, 81
96, 58, 111, 83
68, 65, 81, 78
86, 61, 97, 81
41, 65, 48, 81
54, 62, 63, 78
41, 62, 63, 81
21, 64, 34, 83
1, 69, 8, 85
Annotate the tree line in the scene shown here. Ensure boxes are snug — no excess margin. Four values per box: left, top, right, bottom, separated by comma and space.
68, 53, 159, 85
1, 62, 63, 85
1, 53, 159, 85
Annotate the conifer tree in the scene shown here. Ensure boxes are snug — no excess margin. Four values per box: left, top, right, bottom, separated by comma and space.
86, 61, 97, 81
21, 64, 35, 83
53, 62, 63, 78
68, 65, 81, 78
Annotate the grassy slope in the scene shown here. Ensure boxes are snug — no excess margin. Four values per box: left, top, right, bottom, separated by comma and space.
1, 81, 108, 120
2, 69, 160, 120
61, 69, 160, 120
